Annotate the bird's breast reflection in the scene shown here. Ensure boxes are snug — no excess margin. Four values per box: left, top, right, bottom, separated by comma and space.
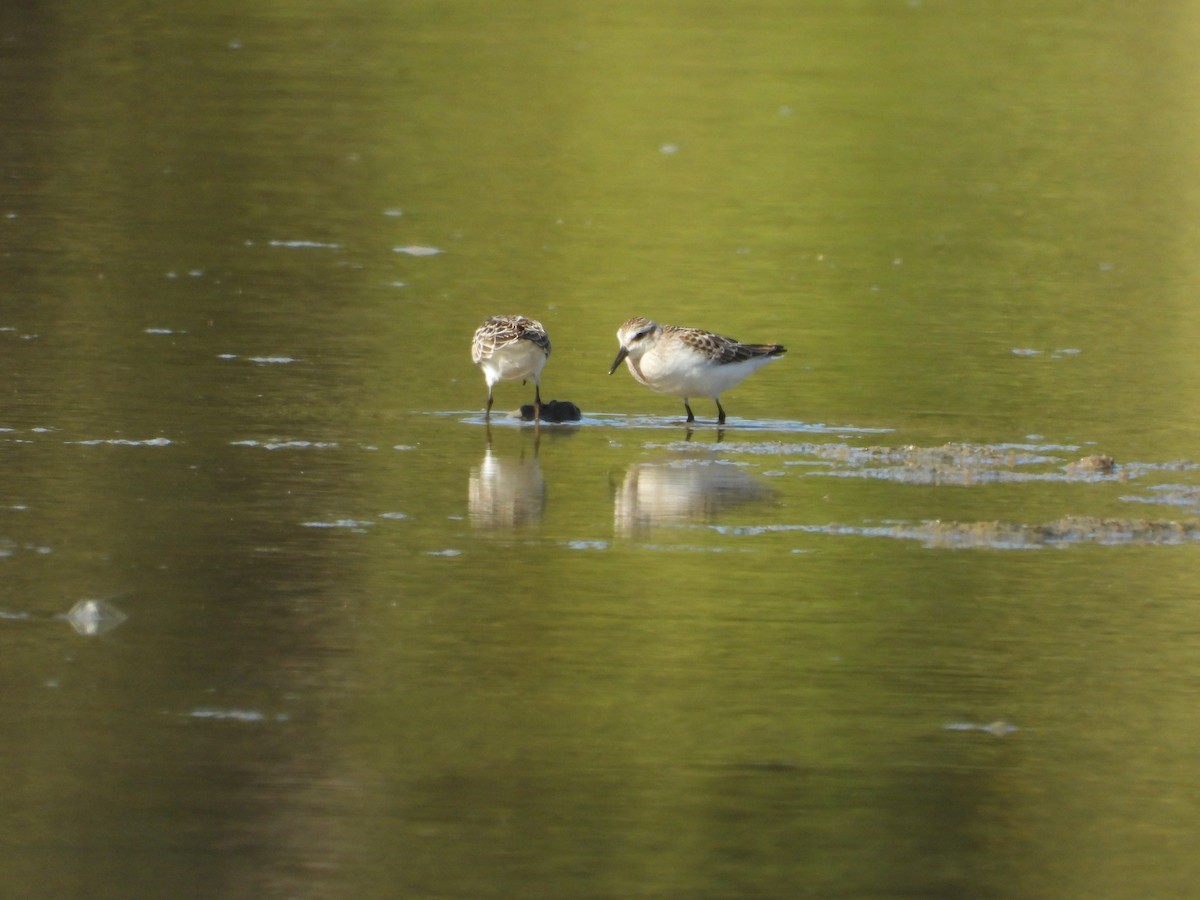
614, 458, 773, 537
468, 444, 546, 529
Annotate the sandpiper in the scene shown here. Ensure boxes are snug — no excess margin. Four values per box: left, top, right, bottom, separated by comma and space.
472, 315, 551, 419
608, 316, 786, 424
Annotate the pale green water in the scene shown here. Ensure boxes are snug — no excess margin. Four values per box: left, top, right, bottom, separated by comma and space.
4, 2, 1200, 898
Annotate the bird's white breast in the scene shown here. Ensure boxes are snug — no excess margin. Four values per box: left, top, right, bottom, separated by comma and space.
481, 341, 547, 385
633, 343, 777, 398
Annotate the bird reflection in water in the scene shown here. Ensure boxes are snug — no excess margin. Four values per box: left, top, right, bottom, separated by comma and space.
614, 457, 773, 537
468, 430, 547, 529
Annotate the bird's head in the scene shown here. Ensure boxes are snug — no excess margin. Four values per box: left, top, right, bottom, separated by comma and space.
608, 317, 659, 374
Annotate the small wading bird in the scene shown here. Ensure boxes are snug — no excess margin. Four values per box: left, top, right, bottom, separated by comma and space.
471, 315, 551, 420
609, 316, 786, 425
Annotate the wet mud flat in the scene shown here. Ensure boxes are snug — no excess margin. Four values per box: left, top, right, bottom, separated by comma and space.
795, 515, 1200, 550
718, 440, 1193, 485
661, 439, 1200, 550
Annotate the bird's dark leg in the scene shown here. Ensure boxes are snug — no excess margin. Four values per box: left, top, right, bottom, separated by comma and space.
683, 399, 695, 423
715, 398, 727, 425
533, 384, 542, 423
485, 391, 494, 420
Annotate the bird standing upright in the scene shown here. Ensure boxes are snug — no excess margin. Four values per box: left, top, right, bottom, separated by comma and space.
472, 315, 551, 420
609, 316, 785, 424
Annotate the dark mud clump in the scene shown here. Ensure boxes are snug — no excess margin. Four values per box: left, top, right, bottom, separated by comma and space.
1066, 454, 1116, 476
519, 400, 582, 423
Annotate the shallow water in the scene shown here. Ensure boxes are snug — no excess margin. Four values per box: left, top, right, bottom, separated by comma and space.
4, 2, 1200, 898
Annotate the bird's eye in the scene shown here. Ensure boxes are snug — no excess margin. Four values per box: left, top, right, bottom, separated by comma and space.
632, 330, 649, 342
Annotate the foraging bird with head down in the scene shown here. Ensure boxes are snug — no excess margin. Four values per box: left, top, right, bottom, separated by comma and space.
471, 315, 551, 420
609, 316, 786, 425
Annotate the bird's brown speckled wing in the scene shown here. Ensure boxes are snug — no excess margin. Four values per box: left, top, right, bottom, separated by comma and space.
669, 326, 785, 364
472, 315, 551, 363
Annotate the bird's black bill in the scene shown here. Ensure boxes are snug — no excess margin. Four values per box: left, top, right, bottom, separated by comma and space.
608, 347, 629, 375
